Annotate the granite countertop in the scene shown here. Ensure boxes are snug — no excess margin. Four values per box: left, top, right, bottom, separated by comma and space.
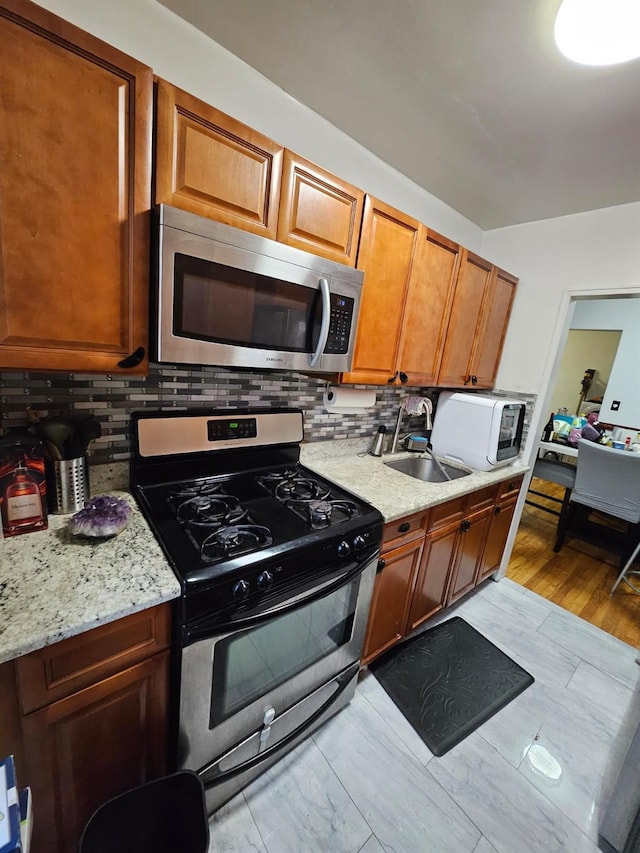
0, 463, 181, 665
0, 443, 529, 665
300, 439, 530, 522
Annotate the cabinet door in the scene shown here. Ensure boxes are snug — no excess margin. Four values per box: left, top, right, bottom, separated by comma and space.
470, 267, 517, 387
342, 197, 420, 385
21, 652, 169, 853
447, 509, 493, 605
155, 79, 283, 239
361, 538, 424, 665
407, 521, 458, 632
396, 228, 460, 386
436, 251, 493, 388
277, 151, 364, 265
0, 0, 152, 374
476, 498, 517, 583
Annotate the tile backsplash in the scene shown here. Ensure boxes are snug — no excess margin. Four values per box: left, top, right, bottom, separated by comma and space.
0, 364, 535, 465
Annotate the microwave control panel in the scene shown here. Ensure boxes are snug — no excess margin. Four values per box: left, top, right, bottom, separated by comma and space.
324, 295, 355, 354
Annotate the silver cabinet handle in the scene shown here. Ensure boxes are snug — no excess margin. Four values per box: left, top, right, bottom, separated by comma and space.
308, 277, 331, 367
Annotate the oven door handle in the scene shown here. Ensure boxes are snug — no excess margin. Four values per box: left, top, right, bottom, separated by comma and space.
197, 664, 355, 788
308, 277, 330, 367
185, 554, 377, 642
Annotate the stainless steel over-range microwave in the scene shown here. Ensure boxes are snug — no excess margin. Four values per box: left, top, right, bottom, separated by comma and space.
154, 205, 364, 373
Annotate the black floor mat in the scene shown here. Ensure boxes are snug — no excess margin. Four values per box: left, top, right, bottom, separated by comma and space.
369, 616, 534, 757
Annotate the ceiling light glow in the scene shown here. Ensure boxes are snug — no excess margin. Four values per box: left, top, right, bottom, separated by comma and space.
555, 0, 640, 65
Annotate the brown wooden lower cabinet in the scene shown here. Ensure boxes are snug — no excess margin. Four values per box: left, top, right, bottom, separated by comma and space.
22, 654, 169, 853
446, 507, 493, 605
3, 604, 171, 853
476, 496, 518, 583
407, 523, 457, 632
361, 538, 424, 665
361, 476, 524, 664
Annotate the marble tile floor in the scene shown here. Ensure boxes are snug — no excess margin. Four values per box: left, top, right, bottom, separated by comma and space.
207, 578, 640, 853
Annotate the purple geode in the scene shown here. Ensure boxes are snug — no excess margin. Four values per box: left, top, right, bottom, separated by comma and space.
69, 495, 131, 537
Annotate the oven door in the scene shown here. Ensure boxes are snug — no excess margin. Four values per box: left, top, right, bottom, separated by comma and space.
156, 207, 361, 372
176, 555, 376, 789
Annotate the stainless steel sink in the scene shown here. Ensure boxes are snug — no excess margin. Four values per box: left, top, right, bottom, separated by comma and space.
384, 456, 471, 483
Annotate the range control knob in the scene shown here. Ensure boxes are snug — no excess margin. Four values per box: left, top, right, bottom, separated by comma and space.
257, 570, 274, 591
232, 579, 250, 600
337, 540, 351, 558
353, 535, 366, 552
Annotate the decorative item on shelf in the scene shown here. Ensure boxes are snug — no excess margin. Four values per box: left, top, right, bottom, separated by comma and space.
68, 495, 131, 538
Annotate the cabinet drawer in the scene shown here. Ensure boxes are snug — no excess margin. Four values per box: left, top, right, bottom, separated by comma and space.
17, 604, 171, 714
466, 485, 499, 513
383, 512, 427, 549
426, 497, 465, 532
497, 475, 524, 502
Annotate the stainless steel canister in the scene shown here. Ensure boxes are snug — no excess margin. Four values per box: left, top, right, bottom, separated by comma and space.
49, 456, 90, 514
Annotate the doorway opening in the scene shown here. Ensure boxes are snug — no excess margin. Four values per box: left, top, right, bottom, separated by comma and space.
503, 293, 640, 648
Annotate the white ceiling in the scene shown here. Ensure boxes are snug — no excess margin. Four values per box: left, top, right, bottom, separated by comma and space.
158, 0, 640, 230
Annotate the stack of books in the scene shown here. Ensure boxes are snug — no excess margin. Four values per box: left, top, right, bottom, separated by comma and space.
0, 756, 31, 853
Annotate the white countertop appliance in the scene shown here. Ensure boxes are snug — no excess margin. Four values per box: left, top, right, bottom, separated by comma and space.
431, 392, 525, 471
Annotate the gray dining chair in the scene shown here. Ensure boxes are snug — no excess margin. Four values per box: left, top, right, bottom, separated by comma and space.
525, 456, 577, 541
553, 440, 640, 591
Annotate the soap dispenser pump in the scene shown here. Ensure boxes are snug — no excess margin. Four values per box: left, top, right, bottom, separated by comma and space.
369, 425, 387, 457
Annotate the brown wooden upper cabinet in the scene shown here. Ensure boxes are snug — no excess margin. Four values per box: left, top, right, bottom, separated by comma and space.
277, 151, 364, 266
396, 228, 461, 386
341, 197, 420, 384
342, 202, 469, 388
470, 266, 518, 387
155, 79, 283, 239
436, 251, 517, 389
0, 0, 152, 374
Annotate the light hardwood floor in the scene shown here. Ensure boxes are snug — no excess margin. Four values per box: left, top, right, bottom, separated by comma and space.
507, 477, 640, 648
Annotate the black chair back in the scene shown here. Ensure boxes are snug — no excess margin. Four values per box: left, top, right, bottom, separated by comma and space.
79, 771, 209, 853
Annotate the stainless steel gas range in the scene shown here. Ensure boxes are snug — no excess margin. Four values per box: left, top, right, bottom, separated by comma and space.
130, 408, 383, 813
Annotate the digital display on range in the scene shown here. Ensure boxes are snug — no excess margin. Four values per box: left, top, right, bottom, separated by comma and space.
207, 418, 257, 442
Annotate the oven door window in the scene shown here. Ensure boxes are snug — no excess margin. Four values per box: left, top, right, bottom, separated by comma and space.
173, 254, 321, 353
209, 578, 358, 728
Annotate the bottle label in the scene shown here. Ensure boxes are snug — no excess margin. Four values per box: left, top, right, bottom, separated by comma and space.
7, 493, 42, 523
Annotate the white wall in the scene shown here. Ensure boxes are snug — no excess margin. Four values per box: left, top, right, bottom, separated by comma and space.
482, 202, 640, 447
36, 0, 482, 251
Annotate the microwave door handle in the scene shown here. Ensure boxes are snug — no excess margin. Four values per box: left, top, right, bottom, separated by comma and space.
308, 277, 331, 367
